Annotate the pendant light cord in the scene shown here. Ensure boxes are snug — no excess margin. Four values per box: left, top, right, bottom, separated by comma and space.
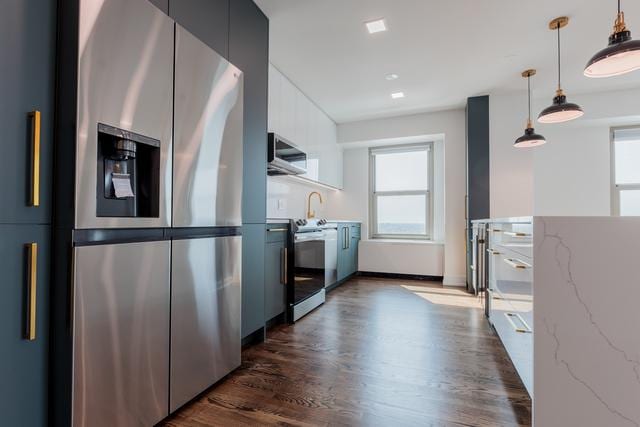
619, 0, 621, 14
557, 23, 562, 91
527, 75, 532, 124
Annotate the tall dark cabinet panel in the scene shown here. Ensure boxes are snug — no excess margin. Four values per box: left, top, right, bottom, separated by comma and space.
466, 96, 490, 220
229, 0, 268, 225
0, 1, 56, 224
170, 0, 230, 58
465, 95, 490, 289
229, 0, 269, 340
0, 1, 55, 425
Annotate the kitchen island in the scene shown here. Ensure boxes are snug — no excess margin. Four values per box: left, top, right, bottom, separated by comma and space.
474, 216, 640, 426
534, 217, 640, 426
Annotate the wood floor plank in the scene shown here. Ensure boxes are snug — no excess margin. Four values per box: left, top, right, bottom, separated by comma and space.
162, 277, 531, 426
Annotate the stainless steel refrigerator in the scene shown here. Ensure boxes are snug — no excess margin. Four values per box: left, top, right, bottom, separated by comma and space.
63, 0, 243, 425
170, 24, 243, 412
71, 1, 174, 425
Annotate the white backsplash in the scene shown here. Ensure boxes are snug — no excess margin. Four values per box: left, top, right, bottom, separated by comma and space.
266, 175, 335, 220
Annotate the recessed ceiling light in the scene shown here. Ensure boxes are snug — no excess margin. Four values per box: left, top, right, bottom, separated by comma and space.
365, 18, 387, 34
385, 73, 399, 81
391, 92, 405, 99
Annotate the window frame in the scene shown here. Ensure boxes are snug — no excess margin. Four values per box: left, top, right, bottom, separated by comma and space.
611, 126, 640, 216
369, 142, 434, 240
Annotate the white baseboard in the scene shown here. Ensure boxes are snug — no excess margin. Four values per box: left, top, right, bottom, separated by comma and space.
442, 276, 466, 287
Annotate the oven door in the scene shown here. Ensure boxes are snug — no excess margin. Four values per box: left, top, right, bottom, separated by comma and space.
293, 231, 326, 304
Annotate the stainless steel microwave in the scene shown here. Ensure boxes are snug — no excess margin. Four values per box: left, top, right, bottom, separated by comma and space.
267, 133, 307, 175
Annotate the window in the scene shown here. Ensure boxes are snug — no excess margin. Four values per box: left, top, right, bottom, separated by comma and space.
370, 143, 433, 239
612, 127, 640, 216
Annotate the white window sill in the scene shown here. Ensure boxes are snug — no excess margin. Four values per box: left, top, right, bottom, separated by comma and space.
363, 238, 444, 246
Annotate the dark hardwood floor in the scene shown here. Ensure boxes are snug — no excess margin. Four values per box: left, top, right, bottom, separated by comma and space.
162, 277, 532, 426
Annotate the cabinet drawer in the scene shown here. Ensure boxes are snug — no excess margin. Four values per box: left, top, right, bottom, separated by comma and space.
488, 249, 532, 332
265, 225, 288, 243
489, 290, 533, 395
489, 223, 532, 247
494, 248, 532, 285
348, 224, 361, 238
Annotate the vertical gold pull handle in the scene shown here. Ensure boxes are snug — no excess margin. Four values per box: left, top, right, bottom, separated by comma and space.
280, 247, 288, 285
25, 243, 38, 340
29, 110, 41, 207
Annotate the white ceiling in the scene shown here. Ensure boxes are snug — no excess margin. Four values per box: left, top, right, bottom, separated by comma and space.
254, 0, 640, 123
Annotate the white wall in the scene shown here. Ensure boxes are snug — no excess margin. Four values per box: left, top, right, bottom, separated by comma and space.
489, 93, 534, 218
266, 175, 334, 220
490, 87, 640, 217
533, 126, 611, 216
335, 109, 467, 285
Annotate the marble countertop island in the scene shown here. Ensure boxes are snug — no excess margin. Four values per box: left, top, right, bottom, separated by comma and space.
534, 217, 640, 427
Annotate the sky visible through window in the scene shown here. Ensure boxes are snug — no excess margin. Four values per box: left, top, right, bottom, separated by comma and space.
615, 138, 640, 215
374, 149, 429, 235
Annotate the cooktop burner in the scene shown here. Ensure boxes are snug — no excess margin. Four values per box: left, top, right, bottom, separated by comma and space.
291, 218, 336, 233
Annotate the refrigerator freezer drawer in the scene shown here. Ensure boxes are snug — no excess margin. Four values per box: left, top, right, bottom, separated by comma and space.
170, 236, 242, 412
173, 25, 244, 228
73, 241, 171, 427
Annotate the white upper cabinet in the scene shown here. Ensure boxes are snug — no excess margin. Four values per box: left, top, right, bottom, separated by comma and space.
268, 64, 343, 189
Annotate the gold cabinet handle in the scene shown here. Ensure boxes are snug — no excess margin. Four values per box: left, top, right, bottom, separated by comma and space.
487, 248, 501, 255
25, 243, 38, 340
505, 312, 532, 333
503, 257, 531, 269
29, 111, 41, 207
280, 247, 287, 285
503, 231, 530, 237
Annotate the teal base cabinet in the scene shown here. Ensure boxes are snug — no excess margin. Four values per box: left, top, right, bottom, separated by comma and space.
336, 223, 361, 285
0, 225, 51, 426
264, 225, 288, 322
242, 224, 266, 339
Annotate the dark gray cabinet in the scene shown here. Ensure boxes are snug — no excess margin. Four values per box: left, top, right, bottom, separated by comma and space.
229, 0, 269, 340
241, 224, 266, 339
466, 96, 490, 291
466, 96, 490, 221
264, 226, 287, 322
0, 0, 56, 225
169, 0, 229, 58
337, 223, 360, 283
230, 0, 269, 226
0, 225, 50, 426
0, 1, 55, 424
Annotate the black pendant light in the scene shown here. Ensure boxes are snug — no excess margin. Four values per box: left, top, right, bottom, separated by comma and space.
538, 17, 584, 124
515, 70, 547, 148
585, 0, 640, 78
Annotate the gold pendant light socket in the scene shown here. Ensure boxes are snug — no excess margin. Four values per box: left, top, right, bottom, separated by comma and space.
521, 69, 536, 78
613, 11, 627, 34
549, 16, 569, 30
